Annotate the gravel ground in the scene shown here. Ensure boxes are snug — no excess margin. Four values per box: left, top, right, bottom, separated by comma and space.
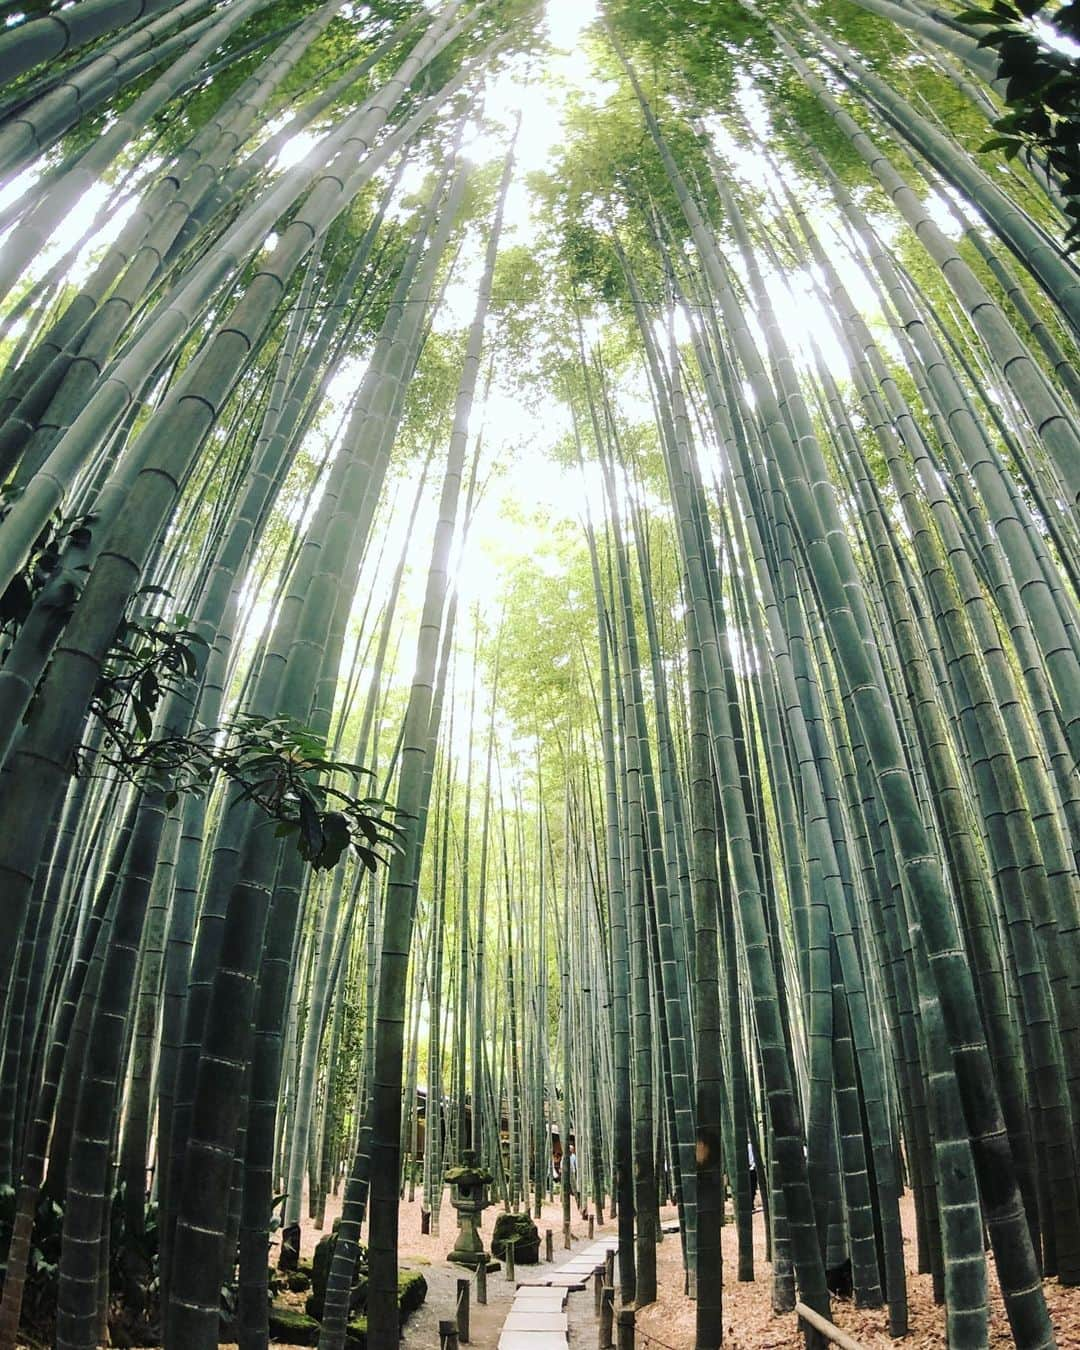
28, 1185, 1080, 1347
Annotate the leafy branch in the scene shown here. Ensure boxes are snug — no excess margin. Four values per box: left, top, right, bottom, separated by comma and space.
0, 487, 94, 636
86, 598, 399, 873
959, 1, 1080, 248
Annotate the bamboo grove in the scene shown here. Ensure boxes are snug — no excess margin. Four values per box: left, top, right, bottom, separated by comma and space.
0, 1, 1078, 1348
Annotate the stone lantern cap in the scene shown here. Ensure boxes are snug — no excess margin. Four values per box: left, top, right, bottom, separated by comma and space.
445, 1149, 494, 1189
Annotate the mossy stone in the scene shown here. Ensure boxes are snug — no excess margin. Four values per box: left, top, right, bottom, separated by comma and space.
491, 1212, 540, 1263
310, 1228, 336, 1312
268, 1302, 320, 1345
296, 1243, 422, 1333
306, 1274, 367, 1321
397, 1269, 428, 1318
308, 1223, 367, 1319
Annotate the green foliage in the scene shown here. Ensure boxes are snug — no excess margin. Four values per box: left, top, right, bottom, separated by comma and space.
98, 710, 400, 873
0, 1185, 162, 1343
92, 591, 209, 742
959, 0, 1080, 246
0, 1184, 63, 1341
0, 490, 92, 636
85, 595, 400, 873
396, 328, 466, 457
814, 0, 912, 65
108, 1188, 160, 1343
532, 77, 712, 305
141, 2, 327, 160
494, 513, 598, 739
275, 5, 419, 110
488, 243, 556, 385
605, 0, 771, 105
766, 70, 882, 193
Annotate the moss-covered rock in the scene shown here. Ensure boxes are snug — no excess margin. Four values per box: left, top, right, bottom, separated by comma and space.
346, 1314, 368, 1349
269, 1302, 320, 1345
298, 1238, 424, 1331
306, 1275, 367, 1321
398, 1269, 428, 1318
288, 1269, 312, 1292
491, 1212, 540, 1263
308, 1223, 368, 1320
310, 1228, 335, 1309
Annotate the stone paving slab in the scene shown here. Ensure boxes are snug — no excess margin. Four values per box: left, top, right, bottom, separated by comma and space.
503, 1312, 569, 1332
498, 1334, 569, 1350
498, 1228, 678, 1350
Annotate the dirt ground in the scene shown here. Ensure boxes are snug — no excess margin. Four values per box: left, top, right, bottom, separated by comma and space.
300, 1186, 1080, 1348
633, 1196, 1080, 1350
35, 1185, 1080, 1348
230, 1184, 621, 1350
381, 1187, 1080, 1350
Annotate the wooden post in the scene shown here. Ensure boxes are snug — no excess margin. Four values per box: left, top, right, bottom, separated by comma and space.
593, 1268, 603, 1316
505, 1239, 516, 1283
545, 1228, 554, 1262
604, 1250, 614, 1287
616, 1307, 634, 1350
476, 1259, 487, 1306
588, 1215, 595, 1240
599, 1288, 614, 1350
563, 1220, 571, 1250
456, 1278, 470, 1344
421, 1209, 431, 1235
440, 1320, 459, 1350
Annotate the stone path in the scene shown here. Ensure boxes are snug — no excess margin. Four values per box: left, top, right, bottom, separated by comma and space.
497, 1234, 620, 1350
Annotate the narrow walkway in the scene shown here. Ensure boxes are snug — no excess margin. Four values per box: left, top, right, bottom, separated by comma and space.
501, 1234, 620, 1350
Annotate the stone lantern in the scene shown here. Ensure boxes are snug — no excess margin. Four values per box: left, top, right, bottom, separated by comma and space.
445, 1149, 496, 1269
